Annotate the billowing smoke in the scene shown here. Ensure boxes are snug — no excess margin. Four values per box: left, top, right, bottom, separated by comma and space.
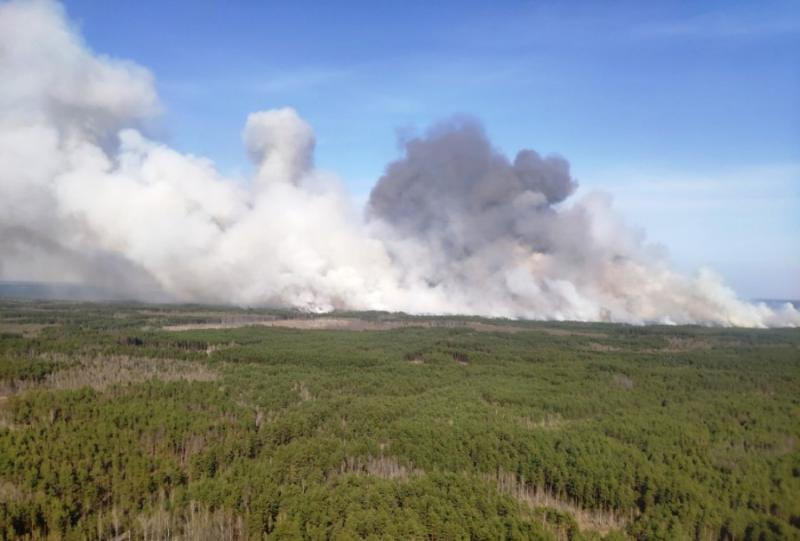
0, 0, 797, 327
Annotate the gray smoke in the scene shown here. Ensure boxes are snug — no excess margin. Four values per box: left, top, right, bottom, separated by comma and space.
369, 117, 577, 258
0, 0, 797, 327
365, 118, 798, 326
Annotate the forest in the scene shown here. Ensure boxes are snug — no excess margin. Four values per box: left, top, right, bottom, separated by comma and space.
0, 299, 798, 540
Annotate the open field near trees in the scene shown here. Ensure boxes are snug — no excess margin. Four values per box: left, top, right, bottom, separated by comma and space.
0, 300, 798, 540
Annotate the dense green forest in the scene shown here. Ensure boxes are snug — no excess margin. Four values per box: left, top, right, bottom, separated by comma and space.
0, 300, 798, 540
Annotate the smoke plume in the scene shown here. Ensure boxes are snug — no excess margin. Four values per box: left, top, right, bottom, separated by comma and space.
0, 0, 796, 327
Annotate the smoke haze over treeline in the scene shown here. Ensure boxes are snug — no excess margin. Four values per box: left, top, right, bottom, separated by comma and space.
0, 0, 797, 327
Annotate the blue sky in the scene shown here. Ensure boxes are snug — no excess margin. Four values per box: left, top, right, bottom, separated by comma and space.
63, 0, 799, 299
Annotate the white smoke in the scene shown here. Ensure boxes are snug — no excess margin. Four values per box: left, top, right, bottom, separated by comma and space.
0, 0, 797, 327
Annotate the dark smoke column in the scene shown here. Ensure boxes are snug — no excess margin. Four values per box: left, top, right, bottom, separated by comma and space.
367, 116, 578, 260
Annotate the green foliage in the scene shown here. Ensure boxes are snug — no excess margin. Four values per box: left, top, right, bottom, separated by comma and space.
0, 300, 798, 540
